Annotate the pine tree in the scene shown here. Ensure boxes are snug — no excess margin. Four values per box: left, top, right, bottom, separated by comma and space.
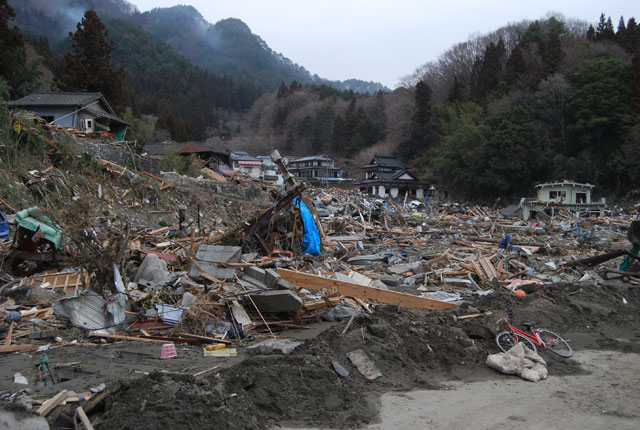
595, 14, 615, 41
331, 115, 345, 155
0, 0, 23, 80
505, 45, 526, 86
448, 76, 465, 102
0, 0, 40, 98
538, 31, 564, 79
397, 81, 433, 161
470, 39, 506, 102
586, 25, 596, 40
276, 81, 289, 98
622, 17, 639, 53
616, 16, 627, 46
631, 47, 640, 114
58, 10, 124, 107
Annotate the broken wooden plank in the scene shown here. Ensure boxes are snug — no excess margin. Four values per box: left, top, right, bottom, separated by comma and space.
302, 296, 342, 311
75, 406, 95, 430
193, 365, 220, 377
278, 269, 456, 311
479, 257, 498, 281
562, 250, 628, 268
4, 321, 14, 346
88, 333, 200, 344
0, 196, 14, 212
458, 311, 493, 320
0, 344, 37, 353
176, 333, 233, 345
83, 382, 124, 415
38, 390, 68, 416
470, 260, 486, 280
427, 249, 450, 266
20, 271, 89, 295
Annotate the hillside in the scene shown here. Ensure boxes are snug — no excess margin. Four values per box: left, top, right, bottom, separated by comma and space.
3, 2, 639, 200
9, 0, 387, 94
213, 13, 640, 199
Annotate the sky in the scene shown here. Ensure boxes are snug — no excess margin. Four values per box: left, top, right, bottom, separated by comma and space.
128, 0, 636, 88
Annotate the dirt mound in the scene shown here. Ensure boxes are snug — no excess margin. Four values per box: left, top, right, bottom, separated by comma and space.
92, 281, 640, 430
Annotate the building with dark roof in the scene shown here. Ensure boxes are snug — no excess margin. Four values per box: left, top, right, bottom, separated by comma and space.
288, 155, 343, 181
8, 92, 129, 140
355, 155, 431, 199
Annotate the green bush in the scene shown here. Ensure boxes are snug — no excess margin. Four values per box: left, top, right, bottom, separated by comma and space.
159, 150, 199, 177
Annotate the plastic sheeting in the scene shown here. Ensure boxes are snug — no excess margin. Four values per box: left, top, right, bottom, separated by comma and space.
293, 197, 321, 255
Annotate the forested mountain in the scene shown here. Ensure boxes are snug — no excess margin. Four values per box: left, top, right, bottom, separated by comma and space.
9, 0, 387, 94
402, 14, 640, 198
2, 1, 638, 199
218, 13, 640, 199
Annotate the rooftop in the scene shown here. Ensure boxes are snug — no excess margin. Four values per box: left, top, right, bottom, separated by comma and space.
361, 155, 410, 170
290, 155, 334, 163
8, 92, 105, 107
535, 181, 595, 189
178, 143, 218, 154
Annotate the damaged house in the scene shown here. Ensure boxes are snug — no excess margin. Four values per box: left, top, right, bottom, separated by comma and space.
521, 180, 607, 220
8, 92, 130, 140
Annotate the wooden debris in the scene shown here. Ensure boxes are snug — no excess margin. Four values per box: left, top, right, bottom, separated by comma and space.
4, 321, 14, 346
278, 269, 457, 311
38, 390, 68, 416
75, 406, 95, 430
193, 365, 220, 377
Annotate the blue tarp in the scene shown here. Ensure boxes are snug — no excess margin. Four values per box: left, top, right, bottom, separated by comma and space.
0, 212, 9, 241
293, 198, 321, 255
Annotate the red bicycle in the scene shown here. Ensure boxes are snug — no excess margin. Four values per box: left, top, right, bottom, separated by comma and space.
495, 319, 573, 358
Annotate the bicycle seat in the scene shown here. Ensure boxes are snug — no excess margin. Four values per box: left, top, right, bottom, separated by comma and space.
523, 321, 536, 328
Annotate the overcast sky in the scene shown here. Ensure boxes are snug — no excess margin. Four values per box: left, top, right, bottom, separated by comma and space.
128, 0, 635, 88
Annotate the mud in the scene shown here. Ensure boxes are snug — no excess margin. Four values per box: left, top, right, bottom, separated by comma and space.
84, 280, 640, 430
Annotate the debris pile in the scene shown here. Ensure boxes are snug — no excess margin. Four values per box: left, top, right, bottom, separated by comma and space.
1, 136, 639, 428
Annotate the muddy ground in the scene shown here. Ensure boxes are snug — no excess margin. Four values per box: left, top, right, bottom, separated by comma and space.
1, 280, 639, 429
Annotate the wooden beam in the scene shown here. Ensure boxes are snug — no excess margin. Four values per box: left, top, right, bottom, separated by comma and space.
82, 382, 124, 415
562, 249, 627, 268
193, 365, 220, 378
88, 333, 200, 344
38, 390, 68, 416
0, 344, 36, 353
75, 406, 95, 430
4, 322, 14, 346
278, 269, 456, 311
176, 333, 233, 345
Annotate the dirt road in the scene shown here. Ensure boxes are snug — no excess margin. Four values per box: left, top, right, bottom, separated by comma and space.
285, 349, 640, 430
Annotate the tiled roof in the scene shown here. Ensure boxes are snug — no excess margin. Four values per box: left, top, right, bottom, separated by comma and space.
178, 143, 216, 154
8, 92, 104, 107
361, 155, 410, 169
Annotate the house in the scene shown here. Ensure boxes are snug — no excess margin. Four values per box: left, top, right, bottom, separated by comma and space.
521, 180, 606, 220
143, 140, 181, 159
534, 181, 595, 204
177, 143, 230, 170
355, 155, 431, 199
8, 92, 129, 140
256, 155, 284, 185
230, 151, 262, 178
287, 155, 342, 181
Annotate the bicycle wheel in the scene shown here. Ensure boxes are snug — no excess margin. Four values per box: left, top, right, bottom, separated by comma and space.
496, 331, 537, 354
536, 329, 573, 358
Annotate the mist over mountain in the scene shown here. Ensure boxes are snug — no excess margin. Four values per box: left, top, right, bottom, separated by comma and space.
9, 0, 388, 94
